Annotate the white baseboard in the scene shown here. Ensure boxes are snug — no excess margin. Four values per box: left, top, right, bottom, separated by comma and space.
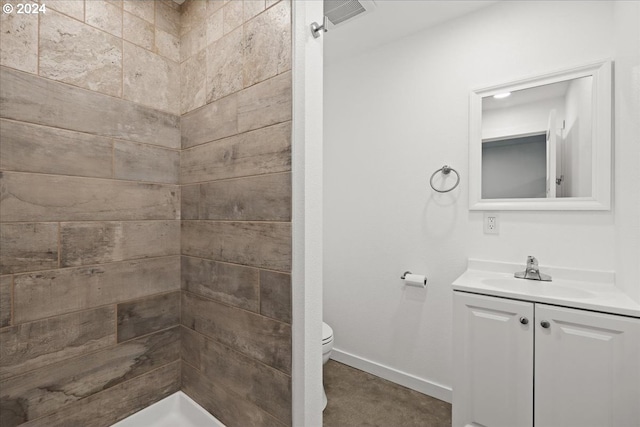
330, 348, 452, 403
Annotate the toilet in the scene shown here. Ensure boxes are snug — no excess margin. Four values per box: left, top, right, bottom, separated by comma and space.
322, 322, 334, 410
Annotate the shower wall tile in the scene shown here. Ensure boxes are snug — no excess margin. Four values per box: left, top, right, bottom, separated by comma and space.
0, 67, 181, 148
24, 361, 181, 427
0, 223, 59, 274
0, 2, 38, 74
182, 256, 260, 311
196, 330, 292, 424
123, 42, 181, 114
0, 327, 180, 426
266, 0, 281, 7
180, 21, 207, 62
0, 275, 11, 328
0, 307, 116, 382
181, 121, 291, 183
181, 325, 204, 368
182, 360, 288, 427
243, 0, 291, 87
45, 0, 85, 20
206, 8, 224, 45
155, 28, 181, 62
182, 291, 291, 373
0, 120, 113, 178
237, 70, 292, 133
117, 291, 180, 342
85, 0, 123, 38
244, 0, 266, 22
123, 0, 155, 24
198, 172, 291, 221
223, 0, 243, 35
206, 27, 244, 103
180, 0, 206, 36
181, 50, 207, 114
0, 173, 179, 222
13, 256, 180, 323
40, 9, 123, 97
156, 0, 181, 36
260, 270, 291, 324
207, 0, 225, 16
181, 221, 291, 271
181, 184, 200, 219
113, 141, 180, 184
60, 221, 180, 267
181, 93, 238, 148
123, 11, 155, 51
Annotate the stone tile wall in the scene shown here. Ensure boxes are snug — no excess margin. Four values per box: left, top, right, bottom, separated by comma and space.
0, 1, 182, 425
178, 1, 293, 426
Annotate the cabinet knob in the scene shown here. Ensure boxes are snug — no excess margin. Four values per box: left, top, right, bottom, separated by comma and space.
519, 317, 529, 325
540, 320, 551, 329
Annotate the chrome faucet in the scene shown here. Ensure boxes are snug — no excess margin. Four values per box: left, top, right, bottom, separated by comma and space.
515, 256, 552, 281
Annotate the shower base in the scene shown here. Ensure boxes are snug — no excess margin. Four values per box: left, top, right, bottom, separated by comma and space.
111, 391, 225, 427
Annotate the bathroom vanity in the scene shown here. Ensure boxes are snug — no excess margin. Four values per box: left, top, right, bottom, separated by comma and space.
452, 260, 640, 427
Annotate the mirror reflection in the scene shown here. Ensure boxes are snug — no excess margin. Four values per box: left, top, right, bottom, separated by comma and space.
481, 76, 593, 199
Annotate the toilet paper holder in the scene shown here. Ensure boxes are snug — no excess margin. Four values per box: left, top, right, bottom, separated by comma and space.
400, 271, 427, 285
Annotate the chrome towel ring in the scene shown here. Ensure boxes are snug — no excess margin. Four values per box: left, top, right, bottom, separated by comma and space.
430, 165, 460, 193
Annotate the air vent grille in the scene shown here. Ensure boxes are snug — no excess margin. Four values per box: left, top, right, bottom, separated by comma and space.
325, 0, 367, 25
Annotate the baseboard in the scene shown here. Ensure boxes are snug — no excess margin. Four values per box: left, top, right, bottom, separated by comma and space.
330, 348, 452, 403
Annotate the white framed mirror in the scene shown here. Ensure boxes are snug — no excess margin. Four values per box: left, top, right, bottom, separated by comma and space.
469, 60, 612, 210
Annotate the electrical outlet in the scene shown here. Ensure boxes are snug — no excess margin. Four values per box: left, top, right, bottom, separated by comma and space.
484, 213, 499, 235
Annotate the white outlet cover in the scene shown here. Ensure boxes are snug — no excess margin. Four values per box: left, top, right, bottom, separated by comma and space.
483, 212, 499, 234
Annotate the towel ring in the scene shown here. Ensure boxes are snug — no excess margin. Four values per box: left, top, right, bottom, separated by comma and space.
429, 165, 460, 193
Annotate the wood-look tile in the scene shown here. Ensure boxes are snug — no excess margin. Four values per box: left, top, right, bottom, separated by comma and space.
0, 1, 38, 74
0, 223, 58, 275
0, 275, 11, 328
244, 0, 291, 87
181, 292, 291, 373
182, 361, 287, 427
0, 307, 116, 382
182, 256, 260, 311
40, 10, 123, 98
117, 291, 180, 342
181, 325, 204, 369
181, 50, 207, 115
237, 71, 292, 133
114, 141, 180, 184
60, 221, 180, 267
197, 330, 292, 424
123, 42, 180, 115
23, 361, 181, 427
0, 327, 180, 426
260, 270, 291, 324
0, 67, 181, 149
199, 173, 291, 221
181, 121, 291, 184
13, 256, 180, 323
181, 184, 200, 220
181, 93, 238, 149
181, 221, 291, 271
0, 120, 113, 179
0, 173, 179, 222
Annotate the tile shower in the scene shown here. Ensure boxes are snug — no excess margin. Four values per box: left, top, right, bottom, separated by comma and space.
0, 0, 292, 426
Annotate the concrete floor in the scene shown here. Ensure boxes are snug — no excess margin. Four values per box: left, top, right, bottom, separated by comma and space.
323, 360, 452, 427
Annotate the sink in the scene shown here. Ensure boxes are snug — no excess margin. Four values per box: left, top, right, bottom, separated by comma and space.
480, 277, 595, 299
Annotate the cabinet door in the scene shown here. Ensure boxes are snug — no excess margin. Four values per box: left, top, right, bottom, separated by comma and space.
535, 304, 640, 427
453, 292, 534, 427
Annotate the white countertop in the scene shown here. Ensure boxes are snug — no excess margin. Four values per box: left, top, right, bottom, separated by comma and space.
453, 259, 640, 318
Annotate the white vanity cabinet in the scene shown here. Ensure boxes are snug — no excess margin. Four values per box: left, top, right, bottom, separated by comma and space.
453, 291, 640, 427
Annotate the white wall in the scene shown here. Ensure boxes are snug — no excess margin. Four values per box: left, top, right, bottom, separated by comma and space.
324, 0, 637, 399
563, 77, 593, 197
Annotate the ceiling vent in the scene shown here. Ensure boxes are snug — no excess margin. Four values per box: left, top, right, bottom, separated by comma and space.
324, 0, 376, 28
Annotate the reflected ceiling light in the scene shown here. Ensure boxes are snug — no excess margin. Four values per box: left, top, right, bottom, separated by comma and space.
493, 92, 511, 99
